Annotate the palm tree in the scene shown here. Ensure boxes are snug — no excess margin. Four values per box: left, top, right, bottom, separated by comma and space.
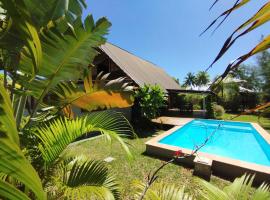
195, 71, 210, 87
0, 1, 134, 199
183, 72, 197, 89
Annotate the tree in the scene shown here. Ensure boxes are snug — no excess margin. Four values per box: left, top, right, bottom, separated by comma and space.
231, 64, 262, 92
195, 71, 210, 87
183, 72, 197, 88
257, 51, 270, 101
0, 1, 134, 199
135, 84, 166, 120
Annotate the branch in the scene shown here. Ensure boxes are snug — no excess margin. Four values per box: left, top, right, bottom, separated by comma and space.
138, 122, 223, 200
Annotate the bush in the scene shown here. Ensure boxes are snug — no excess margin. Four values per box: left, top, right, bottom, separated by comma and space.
193, 104, 201, 110
134, 84, 166, 120
206, 95, 215, 119
213, 104, 225, 119
183, 94, 203, 107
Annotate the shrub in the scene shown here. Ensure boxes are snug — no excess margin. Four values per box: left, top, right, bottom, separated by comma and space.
135, 84, 166, 120
213, 104, 225, 119
193, 104, 201, 110
183, 94, 203, 107
205, 95, 215, 119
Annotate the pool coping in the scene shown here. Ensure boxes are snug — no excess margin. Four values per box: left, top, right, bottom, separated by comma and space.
145, 119, 270, 176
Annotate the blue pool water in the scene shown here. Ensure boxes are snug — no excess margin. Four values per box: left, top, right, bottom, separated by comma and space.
159, 119, 270, 166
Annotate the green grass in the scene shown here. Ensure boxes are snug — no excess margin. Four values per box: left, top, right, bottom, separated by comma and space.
65, 129, 229, 199
222, 113, 270, 133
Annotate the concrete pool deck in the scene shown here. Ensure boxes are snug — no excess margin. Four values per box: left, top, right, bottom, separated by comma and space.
152, 116, 194, 126
146, 119, 270, 184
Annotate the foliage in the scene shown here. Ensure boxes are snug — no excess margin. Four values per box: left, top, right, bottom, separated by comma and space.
50, 72, 133, 117
200, 174, 270, 200
50, 158, 120, 200
36, 111, 134, 166
195, 71, 210, 87
213, 104, 225, 119
231, 64, 262, 91
135, 84, 166, 120
0, 0, 136, 199
183, 94, 204, 110
183, 72, 197, 88
203, 1, 270, 87
133, 181, 192, 200
0, 84, 45, 200
205, 95, 215, 119
257, 50, 270, 101
133, 174, 270, 200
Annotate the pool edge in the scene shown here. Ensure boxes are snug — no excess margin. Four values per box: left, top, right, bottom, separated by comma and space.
145, 119, 270, 184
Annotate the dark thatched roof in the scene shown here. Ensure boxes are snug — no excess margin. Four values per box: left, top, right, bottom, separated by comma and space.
100, 43, 181, 92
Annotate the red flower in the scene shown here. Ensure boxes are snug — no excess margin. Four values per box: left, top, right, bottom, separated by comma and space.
174, 150, 183, 157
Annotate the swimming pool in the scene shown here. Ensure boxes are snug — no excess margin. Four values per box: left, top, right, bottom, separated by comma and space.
146, 119, 270, 183
159, 119, 270, 166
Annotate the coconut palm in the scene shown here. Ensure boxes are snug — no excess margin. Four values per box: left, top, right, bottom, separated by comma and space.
183, 72, 197, 88
195, 71, 210, 87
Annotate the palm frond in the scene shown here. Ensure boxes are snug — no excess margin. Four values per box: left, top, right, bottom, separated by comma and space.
36, 110, 134, 166
210, 33, 270, 89
133, 180, 192, 200
1, 0, 42, 77
0, 180, 31, 200
17, 15, 111, 112
253, 183, 270, 200
51, 72, 133, 116
201, 0, 250, 36
55, 158, 120, 200
0, 84, 45, 200
199, 174, 270, 200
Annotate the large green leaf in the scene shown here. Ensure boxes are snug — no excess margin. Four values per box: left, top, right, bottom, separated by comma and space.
0, 0, 42, 78
51, 72, 133, 114
18, 15, 111, 112
0, 84, 45, 200
21, 0, 87, 27
0, 82, 19, 144
55, 158, 120, 200
35, 110, 134, 166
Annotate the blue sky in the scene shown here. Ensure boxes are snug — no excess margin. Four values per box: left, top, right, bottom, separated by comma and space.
83, 0, 270, 84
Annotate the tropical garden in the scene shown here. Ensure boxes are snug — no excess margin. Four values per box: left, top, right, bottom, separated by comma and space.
0, 0, 270, 200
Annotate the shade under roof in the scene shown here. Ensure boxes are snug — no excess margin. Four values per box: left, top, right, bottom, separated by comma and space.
100, 43, 181, 92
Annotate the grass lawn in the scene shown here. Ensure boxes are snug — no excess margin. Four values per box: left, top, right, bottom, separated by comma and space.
65, 130, 229, 199
64, 113, 270, 199
222, 113, 270, 133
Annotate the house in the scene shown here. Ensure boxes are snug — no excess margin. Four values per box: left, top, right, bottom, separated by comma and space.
93, 42, 181, 103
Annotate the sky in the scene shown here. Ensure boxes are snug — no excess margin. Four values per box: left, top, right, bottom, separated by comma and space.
83, 0, 270, 84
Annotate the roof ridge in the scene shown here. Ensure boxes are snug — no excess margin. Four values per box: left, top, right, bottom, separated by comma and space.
105, 42, 165, 71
